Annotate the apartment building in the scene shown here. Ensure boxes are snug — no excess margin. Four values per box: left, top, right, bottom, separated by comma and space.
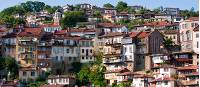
46, 75, 76, 87
16, 28, 43, 67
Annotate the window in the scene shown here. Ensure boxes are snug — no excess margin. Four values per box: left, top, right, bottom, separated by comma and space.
186, 31, 191, 41
164, 81, 168, 85
71, 48, 74, 54
90, 57, 92, 60
66, 49, 70, 53
197, 41, 199, 48
196, 33, 199, 38
23, 71, 26, 76
59, 79, 62, 83
173, 36, 176, 39
60, 56, 63, 61
124, 47, 127, 53
90, 49, 92, 53
191, 23, 195, 28
55, 56, 58, 61
86, 57, 88, 60
69, 57, 72, 61
164, 68, 168, 72
82, 49, 84, 53
82, 57, 84, 60
129, 47, 132, 53
31, 71, 35, 76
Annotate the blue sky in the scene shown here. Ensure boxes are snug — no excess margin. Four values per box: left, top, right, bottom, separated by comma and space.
0, 0, 199, 11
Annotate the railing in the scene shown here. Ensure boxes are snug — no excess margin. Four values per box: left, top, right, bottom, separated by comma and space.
103, 58, 123, 64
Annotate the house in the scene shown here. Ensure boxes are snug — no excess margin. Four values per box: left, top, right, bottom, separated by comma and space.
179, 17, 199, 52
46, 75, 76, 87
151, 65, 176, 78
2, 33, 18, 59
62, 4, 73, 12
131, 74, 153, 87
154, 14, 172, 22
79, 38, 95, 63
135, 30, 165, 70
164, 7, 180, 16
104, 8, 117, 15
128, 5, 143, 12
172, 52, 193, 67
19, 67, 42, 83
16, 28, 43, 67
150, 77, 176, 87
104, 68, 130, 85
152, 54, 171, 67
53, 10, 63, 25
115, 13, 129, 22
41, 24, 62, 33
37, 32, 53, 71
96, 23, 128, 35
0, 80, 20, 87
102, 14, 116, 23
176, 65, 199, 86
121, 32, 139, 71
192, 25, 199, 65
69, 28, 96, 38
163, 29, 180, 45
51, 35, 80, 74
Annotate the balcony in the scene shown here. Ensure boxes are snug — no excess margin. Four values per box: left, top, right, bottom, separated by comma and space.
179, 80, 198, 86
103, 58, 123, 64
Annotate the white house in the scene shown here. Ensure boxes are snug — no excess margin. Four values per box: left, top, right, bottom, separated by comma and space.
47, 75, 76, 86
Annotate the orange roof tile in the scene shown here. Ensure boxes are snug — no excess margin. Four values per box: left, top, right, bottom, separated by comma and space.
177, 65, 198, 70
97, 23, 124, 28
151, 77, 175, 82
187, 17, 199, 21
129, 32, 140, 38
137, 31, 150, 38
102, 32, 124, 37
143, 21, 172, 27
18, 28, 43, 37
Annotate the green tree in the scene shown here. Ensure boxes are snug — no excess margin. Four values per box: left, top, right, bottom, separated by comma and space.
21, 1, 45, 12
93, 11, 102, 17
116, 1, 128, 12
0, 56, 19, 79
61, 11, 87, 28
103, 3, 114, 8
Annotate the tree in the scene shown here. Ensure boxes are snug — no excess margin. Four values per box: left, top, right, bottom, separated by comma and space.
0, 57, 19, 79
103, 3, 114, 8
116, 1, 128, 12
93, 11, 101, 17
21, 1, 45, 12
61, 11, 87, 28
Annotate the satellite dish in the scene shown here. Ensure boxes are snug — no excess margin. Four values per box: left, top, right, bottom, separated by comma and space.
32, 38, 37, 41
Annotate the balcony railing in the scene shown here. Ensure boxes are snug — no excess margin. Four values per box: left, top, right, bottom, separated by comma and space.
103, 58, 123, 64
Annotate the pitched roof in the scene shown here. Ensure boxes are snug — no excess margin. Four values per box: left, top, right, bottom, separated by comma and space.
177, 65, 198, 70
104, 68, 130, 73
101, 32, 124, 37
69, 28, 96, 32
137, 31, 150, 38
187, 17, 199, 21
151, 77, 175, 82
18, 28, 43, 37
97, 23, 124, 28
54, 30, 68, 35
129, 32, 140, 38
143, 21, 172, 27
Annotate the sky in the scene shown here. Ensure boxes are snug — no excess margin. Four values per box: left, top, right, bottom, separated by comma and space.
0, 0, 199, 11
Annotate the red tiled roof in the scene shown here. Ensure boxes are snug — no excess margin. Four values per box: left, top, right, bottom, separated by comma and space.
137, 31, 150, 38
129, 32, 140, 38
102, 32, 124, 37
18, 28, 43, 37
105, 68, 130, 73
193, 25, 199, 32
177, 65, 198, 70
97, 23, 124, 28
187, 17, 199, 21
143, 21, 172, 27
151, 77, 175, 82
54, 30, 68, 35
69, 29, 96, 32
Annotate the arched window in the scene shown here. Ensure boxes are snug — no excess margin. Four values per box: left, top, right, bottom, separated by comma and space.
186, 31, 191, 41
